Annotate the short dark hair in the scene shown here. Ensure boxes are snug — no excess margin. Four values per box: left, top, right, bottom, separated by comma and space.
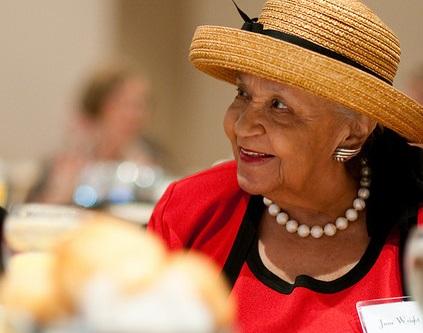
79, 66, 132, 119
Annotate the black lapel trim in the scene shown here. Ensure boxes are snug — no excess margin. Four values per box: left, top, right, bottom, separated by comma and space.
222, 196, 262, 287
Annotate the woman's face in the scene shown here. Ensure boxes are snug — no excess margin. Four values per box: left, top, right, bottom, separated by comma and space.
100, 77, 149, 141
224, 73, 351, 198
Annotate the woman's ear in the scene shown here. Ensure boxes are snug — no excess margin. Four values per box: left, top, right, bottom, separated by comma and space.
338, 115, 377, 149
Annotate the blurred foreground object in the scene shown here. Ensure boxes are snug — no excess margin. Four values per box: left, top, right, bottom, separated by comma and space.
0, 213, 235, 333
55, 215, 167, 308
406, 227, 423, 315
1, 253, 66, 324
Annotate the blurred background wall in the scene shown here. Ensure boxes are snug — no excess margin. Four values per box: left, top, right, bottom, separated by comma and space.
0, 0, 117, 160
1, 0, 422, 179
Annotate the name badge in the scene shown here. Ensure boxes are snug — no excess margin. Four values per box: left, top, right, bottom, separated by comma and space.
357, 297, 423, 332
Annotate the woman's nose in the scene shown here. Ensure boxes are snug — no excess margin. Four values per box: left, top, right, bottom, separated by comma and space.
234, 104, 265, 137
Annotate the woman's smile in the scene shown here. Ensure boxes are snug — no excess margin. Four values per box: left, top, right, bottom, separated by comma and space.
239, 147, 275, 163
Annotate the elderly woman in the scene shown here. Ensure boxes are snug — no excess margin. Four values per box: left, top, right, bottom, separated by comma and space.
149, 0, 423, 331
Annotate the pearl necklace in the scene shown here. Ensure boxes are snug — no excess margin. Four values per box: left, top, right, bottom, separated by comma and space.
263, 160, 371, 239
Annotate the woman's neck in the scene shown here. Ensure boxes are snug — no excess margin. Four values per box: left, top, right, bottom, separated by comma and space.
267, 164, 359, 227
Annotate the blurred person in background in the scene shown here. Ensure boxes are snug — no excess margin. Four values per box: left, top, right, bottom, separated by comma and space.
407, 64, 423, 105
406, 64, 423, 149
27, 64, 169, 208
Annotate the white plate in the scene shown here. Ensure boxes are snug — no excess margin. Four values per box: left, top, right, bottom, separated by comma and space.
106, 203, 154, 225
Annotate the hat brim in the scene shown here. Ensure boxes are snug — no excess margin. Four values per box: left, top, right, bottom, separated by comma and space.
189, 26, 423, 143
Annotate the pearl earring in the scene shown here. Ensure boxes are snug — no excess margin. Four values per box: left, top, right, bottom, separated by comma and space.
333, 147, 361, 162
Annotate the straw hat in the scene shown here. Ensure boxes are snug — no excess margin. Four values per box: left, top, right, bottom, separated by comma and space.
189, 0, 423, 143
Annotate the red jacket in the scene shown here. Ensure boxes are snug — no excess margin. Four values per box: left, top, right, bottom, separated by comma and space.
148, 161, 405, 333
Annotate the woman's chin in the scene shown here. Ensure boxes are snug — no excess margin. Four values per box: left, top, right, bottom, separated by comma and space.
236, 173, 271, 196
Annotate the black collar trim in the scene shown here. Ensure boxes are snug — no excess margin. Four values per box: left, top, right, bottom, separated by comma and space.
245, 195, 397, 294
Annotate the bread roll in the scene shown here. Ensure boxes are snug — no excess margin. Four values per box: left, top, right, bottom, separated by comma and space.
163, 252, 235, 330
0, 315, 15, 333
0, 252, 66, 324
1, 213, 236, 332
54, 214, 167, 309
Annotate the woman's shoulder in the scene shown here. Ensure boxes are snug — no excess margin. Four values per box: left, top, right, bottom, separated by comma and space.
160, 160, 247, 213
148, 160, 249, 251
172, 160, 239, 193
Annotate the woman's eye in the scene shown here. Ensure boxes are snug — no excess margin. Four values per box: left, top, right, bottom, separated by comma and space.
236, 88, 248, 98
271, 99, 287, 110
